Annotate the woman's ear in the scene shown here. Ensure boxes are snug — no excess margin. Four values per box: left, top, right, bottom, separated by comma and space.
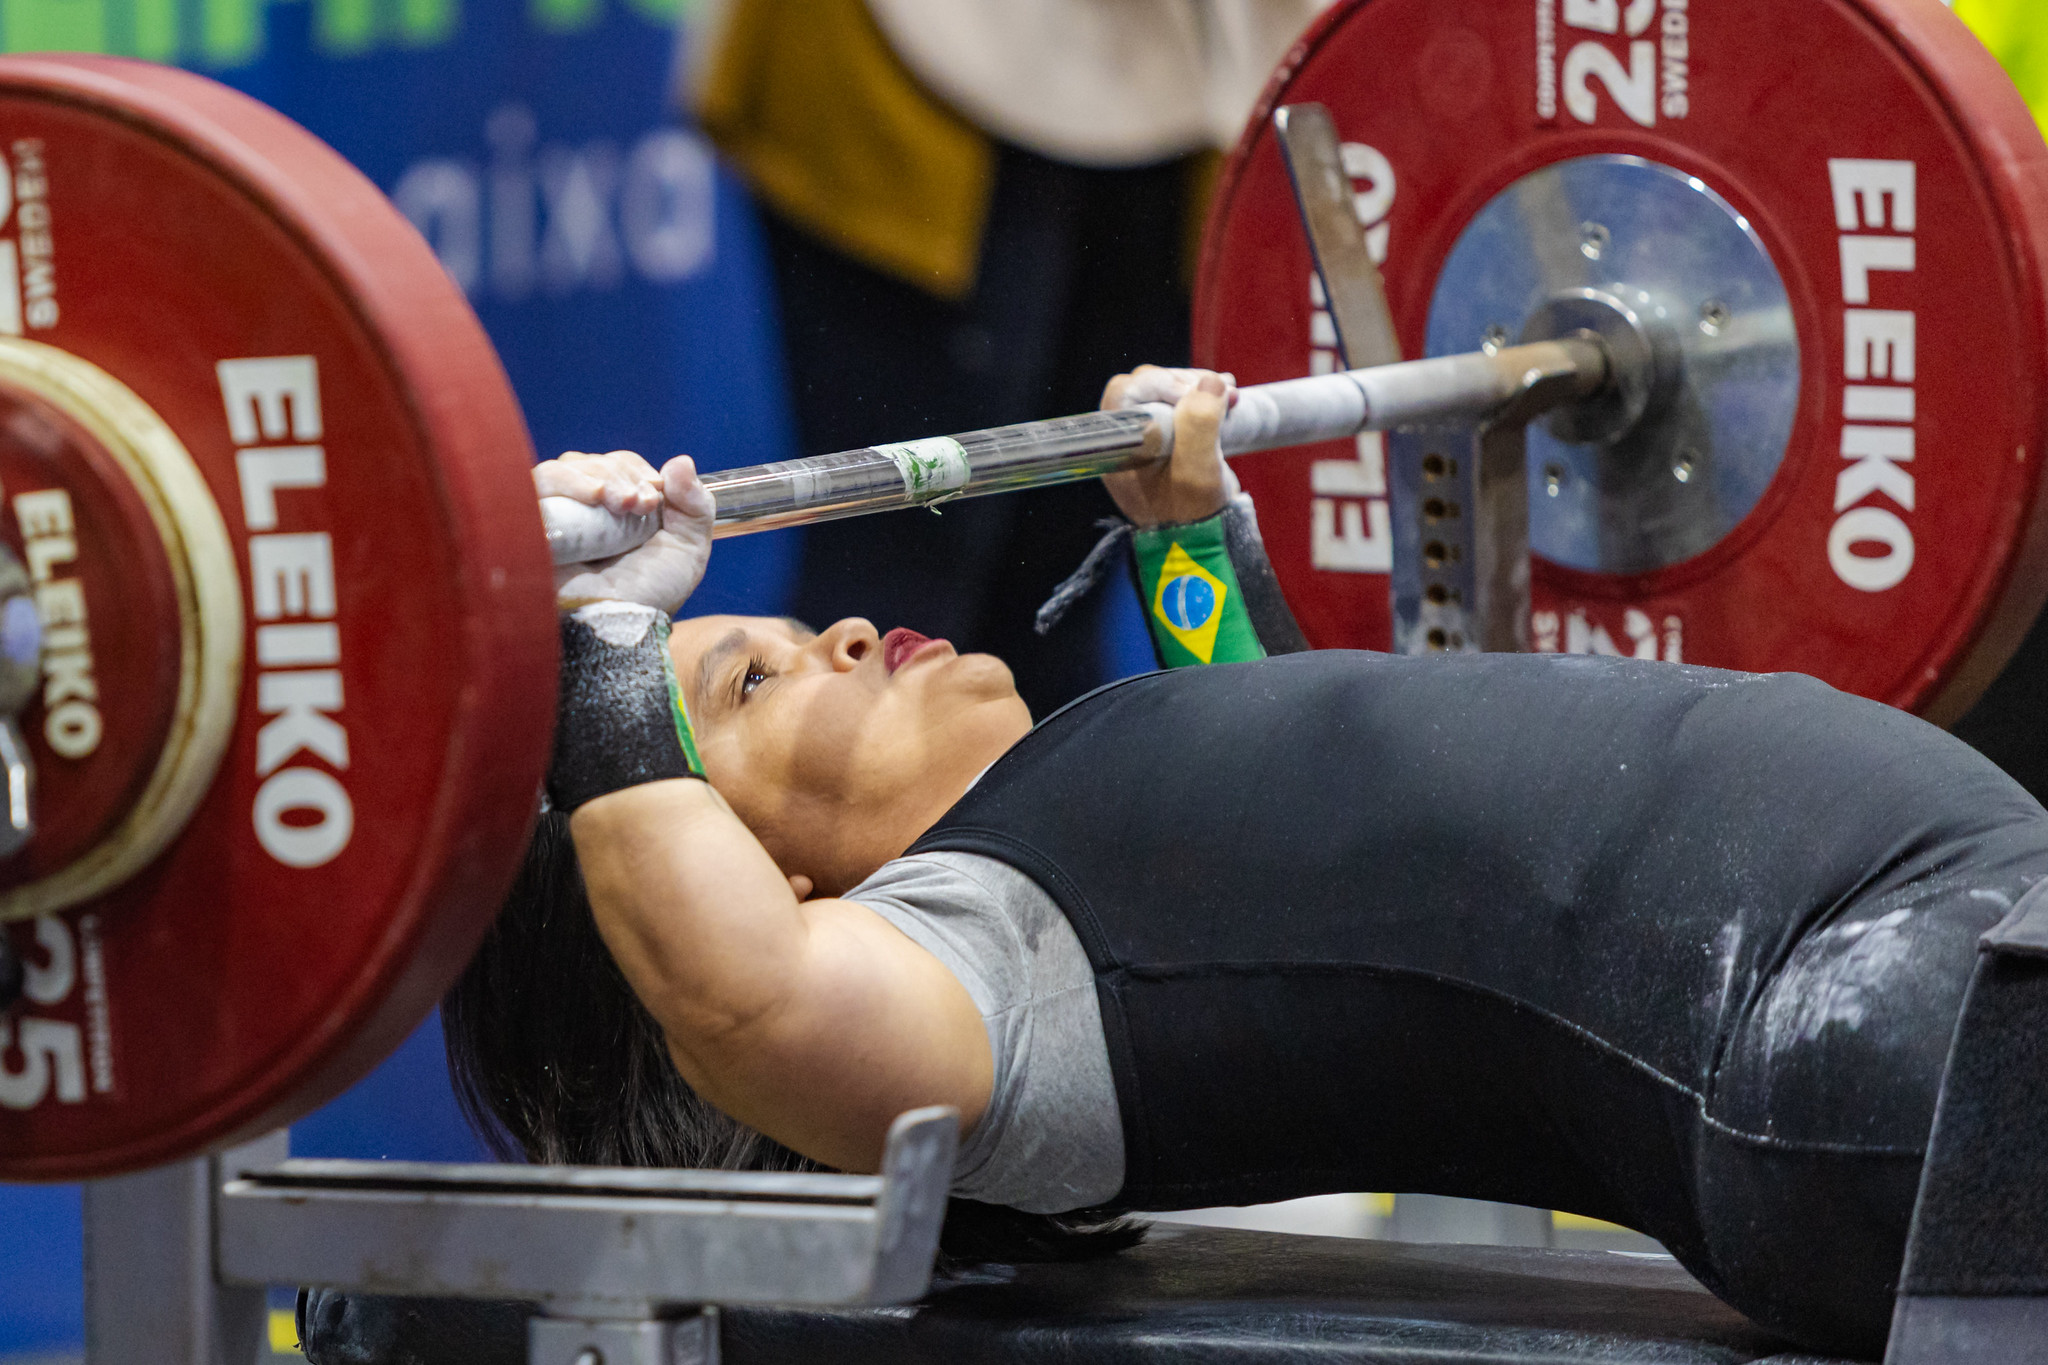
786, 873, 816, 901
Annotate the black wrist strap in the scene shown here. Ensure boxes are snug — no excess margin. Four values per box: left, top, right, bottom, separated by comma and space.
547, 603, 705, 813
1219, 495, 1311, 656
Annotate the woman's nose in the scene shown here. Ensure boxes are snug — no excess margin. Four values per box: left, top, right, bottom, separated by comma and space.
818, 617, 879, 670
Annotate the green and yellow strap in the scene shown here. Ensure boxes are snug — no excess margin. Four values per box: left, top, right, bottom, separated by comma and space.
1131, 513, 1267, 668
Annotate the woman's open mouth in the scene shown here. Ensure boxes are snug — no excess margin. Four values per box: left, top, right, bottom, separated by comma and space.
882, 627, 946, 674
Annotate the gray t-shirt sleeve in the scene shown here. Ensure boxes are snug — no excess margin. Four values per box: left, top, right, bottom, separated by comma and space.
847, 850, 1125, 1214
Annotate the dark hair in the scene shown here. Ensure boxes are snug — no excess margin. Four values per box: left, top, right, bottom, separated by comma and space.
443, 811, 1143, 1269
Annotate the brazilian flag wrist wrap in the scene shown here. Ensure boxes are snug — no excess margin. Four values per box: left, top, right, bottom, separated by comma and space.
548, 602, 706, 812
1132, 511, 1267, 667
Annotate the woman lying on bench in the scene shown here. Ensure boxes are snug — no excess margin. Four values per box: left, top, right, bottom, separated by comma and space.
445, 368, 2047, 1360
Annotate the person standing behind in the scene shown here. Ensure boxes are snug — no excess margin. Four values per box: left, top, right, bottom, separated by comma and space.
679, 0, 1324, 716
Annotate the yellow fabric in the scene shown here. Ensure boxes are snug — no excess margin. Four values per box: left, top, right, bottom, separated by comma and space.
693, 0, 994, 299
1956, 0, 2048, 140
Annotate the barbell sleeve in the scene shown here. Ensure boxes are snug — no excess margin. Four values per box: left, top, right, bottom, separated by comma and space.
540, 339, 1609, 566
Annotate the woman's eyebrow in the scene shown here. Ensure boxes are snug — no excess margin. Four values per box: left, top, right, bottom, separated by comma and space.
694, 628, 749, 715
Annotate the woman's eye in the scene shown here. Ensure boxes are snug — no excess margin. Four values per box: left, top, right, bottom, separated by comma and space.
741, 660, 769, 697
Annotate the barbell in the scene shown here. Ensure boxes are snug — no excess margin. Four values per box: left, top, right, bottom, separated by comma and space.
537, 335, 1610, 561
0, 0, 2043, 1181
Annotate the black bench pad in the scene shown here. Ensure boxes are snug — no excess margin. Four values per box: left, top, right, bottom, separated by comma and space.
300, 1226, 1863, 1364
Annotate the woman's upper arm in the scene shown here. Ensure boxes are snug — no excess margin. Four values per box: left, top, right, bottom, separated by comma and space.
665, 894, 995, 1175
573, 782, 992, 1173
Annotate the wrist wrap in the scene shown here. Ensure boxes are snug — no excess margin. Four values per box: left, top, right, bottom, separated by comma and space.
548, 602, 705, 812
1132, 510, 1266, 667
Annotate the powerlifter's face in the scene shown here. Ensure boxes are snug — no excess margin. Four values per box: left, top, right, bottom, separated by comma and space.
669, 615, 1032, 893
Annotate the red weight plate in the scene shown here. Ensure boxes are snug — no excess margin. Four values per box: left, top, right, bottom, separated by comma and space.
1197, 0, 2048, 722
0, 57, 556, 1179
0, 387, 184, 881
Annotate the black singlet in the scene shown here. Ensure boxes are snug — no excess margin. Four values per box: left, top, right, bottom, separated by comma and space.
909, 650, 2048, 1356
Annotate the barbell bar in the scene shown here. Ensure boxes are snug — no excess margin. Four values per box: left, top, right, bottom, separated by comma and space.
540, 338, 1611, 564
